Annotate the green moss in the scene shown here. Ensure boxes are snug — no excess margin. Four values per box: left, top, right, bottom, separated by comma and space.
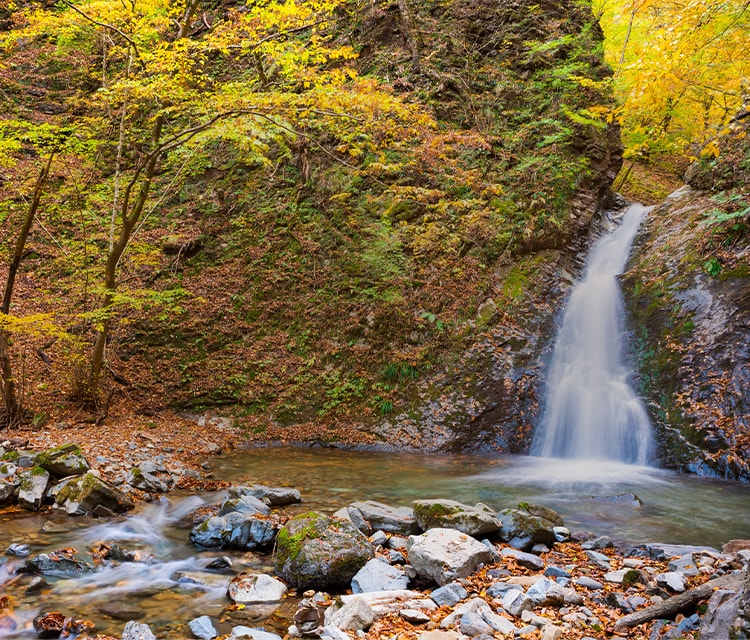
276, 511, 328, 564
1, 451, 20, 463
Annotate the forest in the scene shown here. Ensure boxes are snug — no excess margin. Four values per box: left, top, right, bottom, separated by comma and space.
0, 0, 748, 472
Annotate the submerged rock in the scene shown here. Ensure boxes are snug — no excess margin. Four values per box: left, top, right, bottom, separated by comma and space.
27, 551, 91, 577
190, 513, 277, 550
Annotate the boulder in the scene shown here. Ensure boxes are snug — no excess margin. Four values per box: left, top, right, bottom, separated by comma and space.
347, 501, 419, 535
407, 528, 494, 586
351, 558, 409, 593
35, 443, 90, 477
413, 500, 501, 537
0, 479, 15, 504
220, 495, 271, 517
228, 573, 288, 603
16, 466, 50, 510
190, 513, 277, 550
275, 511, 374, 591
497, 503, 562, 551
53, 471, 135, 516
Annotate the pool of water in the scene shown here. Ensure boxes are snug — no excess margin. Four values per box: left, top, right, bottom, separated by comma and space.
0, 447, 748, 638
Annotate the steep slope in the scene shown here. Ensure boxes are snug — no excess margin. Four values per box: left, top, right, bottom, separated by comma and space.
624, 110, 750, 480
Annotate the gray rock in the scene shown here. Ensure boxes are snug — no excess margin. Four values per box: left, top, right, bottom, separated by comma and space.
585, 549, 611, 569
527, 578, 564, 606
540, 624, 563, 640
347, 501, 419, 535
501, 588, 533, 617
544, 565, 570, 579
25, 575, 48, 594
27, 551, 91, 577
16, 466, 49, 510
325, 596, 375, 631
275, 511, 374, 591
228, 573, 288, 603
497, 504, 562, 551
656, 571, 686, 593
430, 582, 468, 607
440, 597, 516, 634
699, 587, 742, 639
127, 467, 169, 493
603, 569, 628, 583
459, 612, 493, 636
370, 530, 388, 547
121, 621, 156, 640
407, 528, 493, 586
190, 513, 277, 550
233, 484, 301, 507
573, 576, 603, 590
668, 553, 700, 577
581, 536, 613, 550
220, 495, 272, 517
53, 471, 135, 516
189, 615, 218, 640
486, 582, 517, 598
553, 526, 570, 542
35, 444, 90, 477
500, 547, 545, 571
627, 543, 719, 561
351, 558, 409, 593
413, 500, 501, 537
171, 571, 232, 590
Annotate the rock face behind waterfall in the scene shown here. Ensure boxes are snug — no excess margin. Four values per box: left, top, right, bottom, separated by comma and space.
624, 120, 750, 480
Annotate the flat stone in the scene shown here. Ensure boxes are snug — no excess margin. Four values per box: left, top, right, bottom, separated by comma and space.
230, 627, 282, 640
656, 571, 686, 593
500, 547, 545, 571
228, 573, 288, 603
401, 609, 431, 624
407, 528, 493, 586
430, 582, 468, 607
347, 501, 419, 535
351, 558, 409, 593
585, 550, 611, 569
574, 576, 603, 590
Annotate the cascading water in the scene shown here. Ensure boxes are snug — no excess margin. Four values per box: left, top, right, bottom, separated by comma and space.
531, 203, 653, 464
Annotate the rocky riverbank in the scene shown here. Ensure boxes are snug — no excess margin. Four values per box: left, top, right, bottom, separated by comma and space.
1, 452, 749, 640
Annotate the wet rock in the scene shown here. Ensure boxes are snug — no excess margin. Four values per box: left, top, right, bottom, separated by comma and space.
171, 570, 232, 590
35, 443, 90, 477
27, 551, 91, 577
220, 495, 272, 517
500, 547, 545, 571
6, 543, 30, 557
497, 504, 562, 551
324, 596, 374, 631
413, 500, 501, 537
0, 479, 15, 504
33, 611, 65, 639
230, 626, 282, 640
26, 576, 48, 594
99, 604, 145, 621
352, 558, 409, 593
228, 573, 288, 603
189, 615, 218, 640
408, 528, 493, 586
122, 621, 157, 640
16, 466, 49, 510
430, 582, 467, 607
190, 513, 277, 550
589, 493, 642, 506
275, 511, 374, 591
292, 592, 327, 635
233, 484, 301, 507
53, 471, 134, 516
347, 501, 419, 536
206, 556, 233, 571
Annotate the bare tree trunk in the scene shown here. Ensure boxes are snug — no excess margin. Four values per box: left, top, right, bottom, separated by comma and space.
178, 0, 201, 39
397, 0, 420, 73
0, 153, 55, 426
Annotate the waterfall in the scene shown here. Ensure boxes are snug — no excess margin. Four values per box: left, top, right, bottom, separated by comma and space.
531, 203, 653, 464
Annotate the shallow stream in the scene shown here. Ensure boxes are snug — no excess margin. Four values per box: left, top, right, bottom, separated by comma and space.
1, 447, 749, 638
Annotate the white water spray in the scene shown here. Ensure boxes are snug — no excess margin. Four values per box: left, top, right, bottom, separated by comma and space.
532, 203, 653, 464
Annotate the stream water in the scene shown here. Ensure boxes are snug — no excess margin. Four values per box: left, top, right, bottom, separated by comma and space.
1, 447, 749, 638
